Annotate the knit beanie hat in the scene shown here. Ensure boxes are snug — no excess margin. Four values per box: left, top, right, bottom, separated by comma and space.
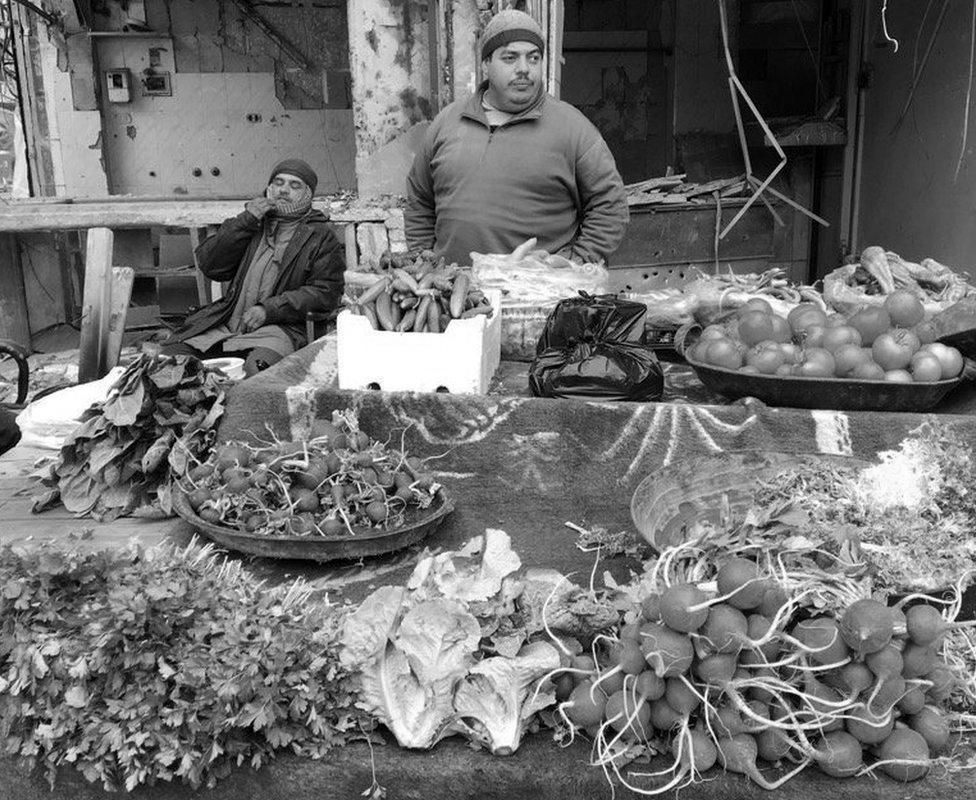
481, 9, 545, 60
268, 158, 318, 194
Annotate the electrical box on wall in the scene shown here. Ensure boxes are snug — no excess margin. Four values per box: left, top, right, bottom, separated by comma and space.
105, 69, 132, 103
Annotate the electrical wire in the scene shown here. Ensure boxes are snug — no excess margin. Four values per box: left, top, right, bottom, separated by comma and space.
881, 0, 899, 52
955, 0, 976, 182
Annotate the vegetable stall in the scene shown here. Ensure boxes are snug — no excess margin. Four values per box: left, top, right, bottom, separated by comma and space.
8, 244, 976, 799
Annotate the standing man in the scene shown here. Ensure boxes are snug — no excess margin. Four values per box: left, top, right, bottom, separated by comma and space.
162, 159, 345, 375
405, 9, 629, 266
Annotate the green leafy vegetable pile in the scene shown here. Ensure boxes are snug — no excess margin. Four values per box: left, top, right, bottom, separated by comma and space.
0, 540, 369, 791
32, 354, 226, 519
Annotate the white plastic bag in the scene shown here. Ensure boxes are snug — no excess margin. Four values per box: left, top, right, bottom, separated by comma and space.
15, 367, 125, 450
470, 238, 609, 306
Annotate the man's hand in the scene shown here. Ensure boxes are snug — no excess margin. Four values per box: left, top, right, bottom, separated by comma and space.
245, 197, 274, 219
241, 305, 267, 332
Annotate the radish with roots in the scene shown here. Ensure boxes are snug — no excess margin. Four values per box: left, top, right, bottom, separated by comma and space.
716, 733, 811, 789
840, 599, 894, 657
641, 623, 695, 676
909, 706, 950, 753
863, 728, 931, 782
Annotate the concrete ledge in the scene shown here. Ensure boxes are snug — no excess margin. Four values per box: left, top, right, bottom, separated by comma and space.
4, 733, 975, 800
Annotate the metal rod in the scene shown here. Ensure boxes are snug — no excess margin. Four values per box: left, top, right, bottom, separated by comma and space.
8, 0, 55, 24
231, 0, 311, 71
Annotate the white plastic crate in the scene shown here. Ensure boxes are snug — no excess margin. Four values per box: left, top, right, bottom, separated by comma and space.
337, 289, 502, 394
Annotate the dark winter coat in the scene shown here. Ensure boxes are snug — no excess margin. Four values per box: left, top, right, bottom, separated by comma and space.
170, 208, 345, 349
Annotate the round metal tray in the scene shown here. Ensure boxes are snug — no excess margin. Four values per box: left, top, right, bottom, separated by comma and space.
173, 486, 454, 562
687, 354, 963, 412
630, 451, 867, 550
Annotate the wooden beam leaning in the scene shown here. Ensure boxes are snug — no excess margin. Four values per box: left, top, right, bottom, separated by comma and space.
188, 227, 211, 307
78, 227, 114, 383
104, 267, 135, 372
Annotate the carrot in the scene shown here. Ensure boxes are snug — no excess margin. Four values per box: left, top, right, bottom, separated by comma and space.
427, 297, 440, 332
418, 272, 436, 290
393, 268, 420, 293
391, 278, 413, 293
375, 291, 396, 331
413, 297, 431, 332
396, 309, 417, 332
358, 277, 390, 306
460, 306, 492, 319
450, 273, 469, 318
360, 302, 380, 330
399, 295, 419, 310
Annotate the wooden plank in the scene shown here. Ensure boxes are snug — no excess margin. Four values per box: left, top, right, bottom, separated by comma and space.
0, 200, 393, 233
0, 234, 31, 347
188, 227, 211, 306
344, 222, 358, 271
78, 228, 114, 383
104, 267, 135, 371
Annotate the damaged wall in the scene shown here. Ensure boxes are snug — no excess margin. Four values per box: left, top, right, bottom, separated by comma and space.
348, 0, 434, 197
38, 25, 109, 196
92, 0, 355, 196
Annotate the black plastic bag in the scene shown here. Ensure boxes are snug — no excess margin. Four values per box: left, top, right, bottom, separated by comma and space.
529, 293, 664, 401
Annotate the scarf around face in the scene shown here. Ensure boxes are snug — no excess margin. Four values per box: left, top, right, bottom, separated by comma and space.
266, 182, 313, 220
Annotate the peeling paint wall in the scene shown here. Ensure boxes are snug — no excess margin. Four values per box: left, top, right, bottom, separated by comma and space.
348, 0, 434, 197
38, 25, 109, 197
89, 0, 356, 196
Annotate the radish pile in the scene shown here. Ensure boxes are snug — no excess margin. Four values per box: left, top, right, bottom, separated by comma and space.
544, 539, 976, 793
178, 409, 440, 536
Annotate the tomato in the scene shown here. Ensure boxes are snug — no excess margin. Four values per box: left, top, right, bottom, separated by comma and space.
779, 342, 802, 364
921, 343, 964, 379
913, 320, 939, 345
825, 312, 848, 328
851, 360, 886, 380
741, 298, 774, 315
798, 325, 826, 349
802, 347, 837, 376
833, 343, 870, 376
820, 325, 863, 353
883, 290, 926, 328
910, 353, 943, 382
872, 329, 920, 371
700, 324, 728, 342
740, 365, 760, 374
787, 304, 828, 335
775, 363, 794, 376
848, 306, 892, 346
746, 342, 786, 374
738, 311, 776, 347
795, 359, 834, 378
686, 342, 709, 362
705, 338, 745, 370
768, 315, 792, 343
884, 369, 913, 383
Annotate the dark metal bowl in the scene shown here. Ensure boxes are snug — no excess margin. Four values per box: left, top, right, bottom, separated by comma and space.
687, 354, 963, 412
173, 487, 454, 562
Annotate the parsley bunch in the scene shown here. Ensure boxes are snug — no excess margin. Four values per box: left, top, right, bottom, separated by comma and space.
0, 540, 368, 790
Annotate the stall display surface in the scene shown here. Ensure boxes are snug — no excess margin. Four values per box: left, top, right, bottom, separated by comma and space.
217, 335, 976, 593
8, 335, 976, 799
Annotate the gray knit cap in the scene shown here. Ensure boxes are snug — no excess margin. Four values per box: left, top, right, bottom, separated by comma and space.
481, 9, 545, 60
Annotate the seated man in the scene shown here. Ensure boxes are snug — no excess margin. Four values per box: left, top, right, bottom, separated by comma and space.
162, 159, 344, 375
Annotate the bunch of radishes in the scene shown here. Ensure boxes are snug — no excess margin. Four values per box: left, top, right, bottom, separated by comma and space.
545, 546, 974, 793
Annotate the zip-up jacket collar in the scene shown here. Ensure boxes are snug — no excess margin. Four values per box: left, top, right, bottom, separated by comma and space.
460, 80, 547, 127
